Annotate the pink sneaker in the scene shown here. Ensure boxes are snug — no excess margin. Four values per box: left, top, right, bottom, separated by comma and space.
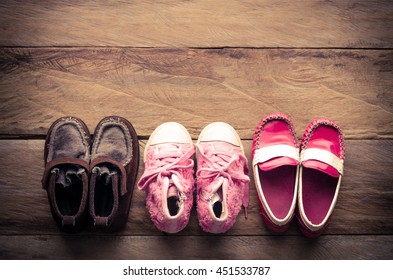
137, 122, 194, 233
196, 122, 250, 233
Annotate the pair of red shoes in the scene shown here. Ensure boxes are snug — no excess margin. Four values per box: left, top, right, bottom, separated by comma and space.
252, 113, 345, 237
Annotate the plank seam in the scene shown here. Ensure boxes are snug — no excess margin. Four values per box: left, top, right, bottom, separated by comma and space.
0, 46, 393, 50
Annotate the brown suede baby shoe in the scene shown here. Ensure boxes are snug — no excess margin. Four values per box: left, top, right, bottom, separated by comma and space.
89, 116, 139, 232
42, 116, 91, 232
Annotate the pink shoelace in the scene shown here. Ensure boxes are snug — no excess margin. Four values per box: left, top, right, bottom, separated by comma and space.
196, 144, 250, 218
138, 144, 195, 196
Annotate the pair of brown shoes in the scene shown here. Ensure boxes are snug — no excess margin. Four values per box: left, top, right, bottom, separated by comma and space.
41, 116, 139, 233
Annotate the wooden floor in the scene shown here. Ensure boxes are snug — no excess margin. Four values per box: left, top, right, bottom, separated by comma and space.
0, 0, 392, 260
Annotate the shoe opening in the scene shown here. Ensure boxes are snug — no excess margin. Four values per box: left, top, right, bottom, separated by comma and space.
94, 167, 115, 217
167, 197, 180, 216
55, 167, 83, 216
167, 185, 180, 216
212, 187, 224, 218
55, 181, 83, 216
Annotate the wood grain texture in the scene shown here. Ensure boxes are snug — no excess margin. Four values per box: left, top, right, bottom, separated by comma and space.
1, 48, 392, 139
1, 235, 392, 260
0, 1, 392, 48
0, 139, 392, 236
0, 0, 391, 263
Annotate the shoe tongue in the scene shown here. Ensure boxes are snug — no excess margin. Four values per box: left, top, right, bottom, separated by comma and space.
158, 144, 181, 155
258, 157, 298, 171
211, 192, 222, 204
167, 185, 178, 198
302, 160, 340, 178
167, 183, 180, 217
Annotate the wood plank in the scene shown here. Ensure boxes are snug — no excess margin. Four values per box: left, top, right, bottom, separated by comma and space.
1, 48, 392, 139
0, 139, 392, 235
0, 1, 392, 48
1, 235, 392, 259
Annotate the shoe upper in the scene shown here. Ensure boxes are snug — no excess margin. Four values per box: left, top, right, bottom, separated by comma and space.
42, 116, 91, 232
138, 123, 194, 233
89, 116, 139, 232
196, 122, 250, 234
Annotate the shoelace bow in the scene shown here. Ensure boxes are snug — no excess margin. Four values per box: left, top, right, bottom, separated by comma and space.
196, 144, 250, 218
138, 144, 195, 198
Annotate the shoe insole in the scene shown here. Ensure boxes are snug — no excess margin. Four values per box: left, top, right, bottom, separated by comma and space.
259, 165, 295, 219
302, 167, 338, 225
94, 176, 114, 217
55, 181, 83, 216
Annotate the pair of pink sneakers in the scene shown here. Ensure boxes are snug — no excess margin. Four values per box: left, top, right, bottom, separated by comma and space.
252, 113, 345, 237
138, 122, 250, 233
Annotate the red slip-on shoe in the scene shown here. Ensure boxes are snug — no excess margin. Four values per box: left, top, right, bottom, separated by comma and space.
252, 113, 299, 232
297, 118, 345, 238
